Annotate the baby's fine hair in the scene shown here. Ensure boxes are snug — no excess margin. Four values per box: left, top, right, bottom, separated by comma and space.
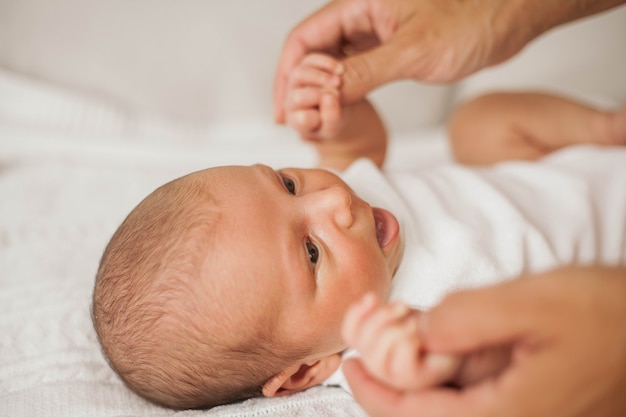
91, 170, 308, 409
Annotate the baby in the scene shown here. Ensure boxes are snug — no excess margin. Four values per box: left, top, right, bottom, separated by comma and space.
92, 53, 626, 409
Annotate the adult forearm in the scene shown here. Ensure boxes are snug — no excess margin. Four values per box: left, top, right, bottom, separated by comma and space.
502, 0, 625, 46
537, 0, 626, 27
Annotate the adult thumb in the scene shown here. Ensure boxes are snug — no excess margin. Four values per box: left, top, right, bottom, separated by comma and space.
421, 279, 535, 354
340, 40, 412, 104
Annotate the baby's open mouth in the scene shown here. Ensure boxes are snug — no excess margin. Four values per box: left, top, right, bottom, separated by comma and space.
372, 207, 399, 248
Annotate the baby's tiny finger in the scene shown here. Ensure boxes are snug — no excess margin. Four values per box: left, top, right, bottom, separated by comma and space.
287, 109, 321, 136
342, 292, 379, 345
352, 303, 411, 354
301, 53, 344, 75
288, 65, 341, 89
367, 325, 411, 370
386, 316, 424, 387
423, 353, 462, 379
285, 87, 322, 111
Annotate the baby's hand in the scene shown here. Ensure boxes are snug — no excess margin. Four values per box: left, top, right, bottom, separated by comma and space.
342, 293, 461, 391
284, 53, 344, 141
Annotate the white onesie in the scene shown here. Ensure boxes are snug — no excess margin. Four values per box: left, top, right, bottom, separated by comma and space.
340, 145, 626, 309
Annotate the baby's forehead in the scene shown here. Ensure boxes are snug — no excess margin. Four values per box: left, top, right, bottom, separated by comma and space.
162, 166, 252, 202
192, 165, 262, 188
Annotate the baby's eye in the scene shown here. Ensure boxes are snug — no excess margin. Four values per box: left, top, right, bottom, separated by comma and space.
282, 176, 296, 195
306, 239, 319, 267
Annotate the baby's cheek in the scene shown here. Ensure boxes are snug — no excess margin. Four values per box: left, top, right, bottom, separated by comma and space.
359, 255, 393, 299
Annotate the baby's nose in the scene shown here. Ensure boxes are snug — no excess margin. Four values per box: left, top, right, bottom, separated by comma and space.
311, 185, 353, 228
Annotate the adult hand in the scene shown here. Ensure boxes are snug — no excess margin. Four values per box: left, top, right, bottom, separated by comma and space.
274, 0, 517, 123
274, 0, 625, 124
343, 265, 626, 417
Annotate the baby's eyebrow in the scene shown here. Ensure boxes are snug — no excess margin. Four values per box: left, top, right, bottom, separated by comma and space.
271, 168, 290, 193
272, 169, 283, 187
253, 164, 283, 190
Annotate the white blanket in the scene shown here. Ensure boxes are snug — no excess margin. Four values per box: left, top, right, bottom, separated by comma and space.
0, 129, 363, 417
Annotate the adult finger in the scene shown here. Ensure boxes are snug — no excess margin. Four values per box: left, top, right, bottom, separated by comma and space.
339, 38, 417, 104
344, 357, 494, 417
422, 270, 564, 354
342, 358, 407, 417
421, 281, 529, 354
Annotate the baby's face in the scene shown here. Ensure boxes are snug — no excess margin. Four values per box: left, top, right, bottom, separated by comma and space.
202, 164, 403, 358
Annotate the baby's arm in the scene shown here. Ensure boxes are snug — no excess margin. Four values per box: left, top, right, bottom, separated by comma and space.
342, 293, 461, 391
449, 91, 626, 165
284, 54, 387, 170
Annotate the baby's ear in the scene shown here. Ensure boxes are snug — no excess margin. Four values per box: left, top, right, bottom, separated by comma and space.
262, 353, 342, 397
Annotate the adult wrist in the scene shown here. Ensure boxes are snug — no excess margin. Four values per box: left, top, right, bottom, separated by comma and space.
506, 0, 625, 41
492, 0, 625, 65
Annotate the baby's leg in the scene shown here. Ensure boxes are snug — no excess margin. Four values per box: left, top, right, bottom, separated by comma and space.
449, 92, 625, 165
611, 103, 626, 145
342, 293, 461, 391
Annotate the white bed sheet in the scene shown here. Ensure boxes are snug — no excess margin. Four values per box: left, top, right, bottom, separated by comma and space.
0, 71, 450, 416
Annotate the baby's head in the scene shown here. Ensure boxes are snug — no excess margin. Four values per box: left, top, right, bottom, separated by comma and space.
92, 164, 402, 409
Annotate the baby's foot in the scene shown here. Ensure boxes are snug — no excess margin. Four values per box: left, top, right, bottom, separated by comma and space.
598, 104, 626, 146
